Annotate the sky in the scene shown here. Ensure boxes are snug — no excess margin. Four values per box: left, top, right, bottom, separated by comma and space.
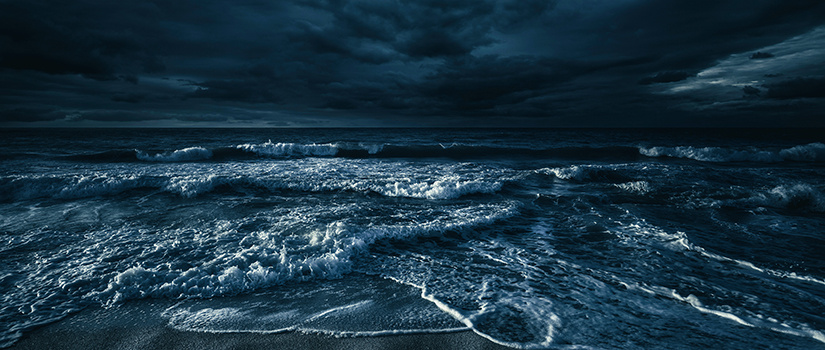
1, 0, 825, 128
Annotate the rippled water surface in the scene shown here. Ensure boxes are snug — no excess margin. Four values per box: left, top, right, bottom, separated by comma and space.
1, 128, 824, 349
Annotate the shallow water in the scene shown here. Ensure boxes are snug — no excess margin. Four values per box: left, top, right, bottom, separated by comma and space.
1, 128, 824, 349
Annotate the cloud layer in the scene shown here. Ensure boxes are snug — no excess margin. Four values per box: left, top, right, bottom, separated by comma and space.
2, 0, 825, 126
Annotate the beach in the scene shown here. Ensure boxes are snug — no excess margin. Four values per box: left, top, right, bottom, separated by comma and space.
10, 300, 509, 350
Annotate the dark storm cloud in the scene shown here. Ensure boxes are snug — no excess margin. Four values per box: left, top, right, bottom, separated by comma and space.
766, 77, 825, 99
0, 107, 59, 122
639, 72, 694, 85
296, 0, 554, 59
66, 110, 170, 122
111, 93, 149, 104
598, 1, 825, 70
742, 86, 761, 96
417, 56, 565, 112
750, 52, 775, 59
0, 1, 165, 80
188, 79, 283, 104
406, 55, 645, 116
2, 0, 825, 126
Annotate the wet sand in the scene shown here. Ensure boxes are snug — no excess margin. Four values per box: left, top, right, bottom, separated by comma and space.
9, 300, 510, 350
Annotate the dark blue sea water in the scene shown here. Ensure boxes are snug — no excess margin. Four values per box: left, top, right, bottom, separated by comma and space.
1, 128, 824, 349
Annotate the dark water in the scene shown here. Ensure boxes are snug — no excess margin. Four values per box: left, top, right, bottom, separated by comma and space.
1, 128, 824, 349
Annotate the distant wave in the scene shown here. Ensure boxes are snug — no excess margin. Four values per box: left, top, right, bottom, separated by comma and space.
738, 184, 825, 212
64, 150, 146, 162
536, 165, 634, 183
136, 147, 213, 162
56, 142, 825, 164
0, 173, 504, 201
0, 152, 47, 161
639, 143, 825, 163
61, 143, 644, 163
236, 141, 339, 158
336, 144, 641, 160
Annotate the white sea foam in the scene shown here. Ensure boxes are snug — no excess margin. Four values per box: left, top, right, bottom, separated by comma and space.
159, 273, 467, 336
2, 174, 151, 200
628, 282, 825, 344
383, 238, 566, 350
616, 209, 825, 286
630, 284, 754, 327
733, 183, 825, 212
56, 174, 146, 199
359, 143, 384, 154
615, 181, 651, 194
413, 282, 560, 349
639, 146, 780, 162
375, 179, 502, 200
672, 227, 825, 287
778, 142, 825, 162
536, 165, 630, 184
296, 327, 469, 337
639, 143, 825, 162
615, 211, 825, 344
100, 201, 520, 303
2, 172, 195, 200
165, 297, 466, 337
165, 307, 276, 333
538, 165, 587, 181
136, 147, 213, 162
0, 162, 509, 200
164, 174, 221, 198
237, 141, 339, 158
762, 184, 825, 211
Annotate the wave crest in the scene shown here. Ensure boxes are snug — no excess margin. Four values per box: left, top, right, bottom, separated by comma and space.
778, 143, 825, 162
99, 203, 519, 302
751, 184, 825, 212
0, 171, 505, 201
236, 141, 339, 158
136, 147, 213, 162
62, 143, 646, 163
536, 165, 633, 183
376, 179, 502, 200
639, 143, 825, 163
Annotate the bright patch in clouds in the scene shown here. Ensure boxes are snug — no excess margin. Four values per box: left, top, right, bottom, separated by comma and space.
663, 27, 825, 97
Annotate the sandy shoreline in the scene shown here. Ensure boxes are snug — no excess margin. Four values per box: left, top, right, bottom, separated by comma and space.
8, 300, 511, 350
11, 327, 509, 350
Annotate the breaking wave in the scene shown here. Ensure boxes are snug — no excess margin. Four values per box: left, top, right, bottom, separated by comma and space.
67, 142, 825, 164
731, 184, 825, 212
0, 173, 504, 201
536, 165, 634, 183
99, 202, 519, 302
136, 147, 213, 162
639, 143, 825, 163
236, 142, 339, 158
62, 143, 645, 163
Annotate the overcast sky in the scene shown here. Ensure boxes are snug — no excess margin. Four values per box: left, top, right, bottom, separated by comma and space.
2, 0, 824, 127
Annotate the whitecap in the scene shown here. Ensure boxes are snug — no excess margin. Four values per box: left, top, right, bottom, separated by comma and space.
639, 143, 825, 163
778, 142, 825, 162
136, 147, 213, 162
376, 179, 502, 200
615, 181, 651, 194
236, 141, 338, 158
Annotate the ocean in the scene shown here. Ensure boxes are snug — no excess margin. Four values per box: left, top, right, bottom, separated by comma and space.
1, 128, 824, 349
